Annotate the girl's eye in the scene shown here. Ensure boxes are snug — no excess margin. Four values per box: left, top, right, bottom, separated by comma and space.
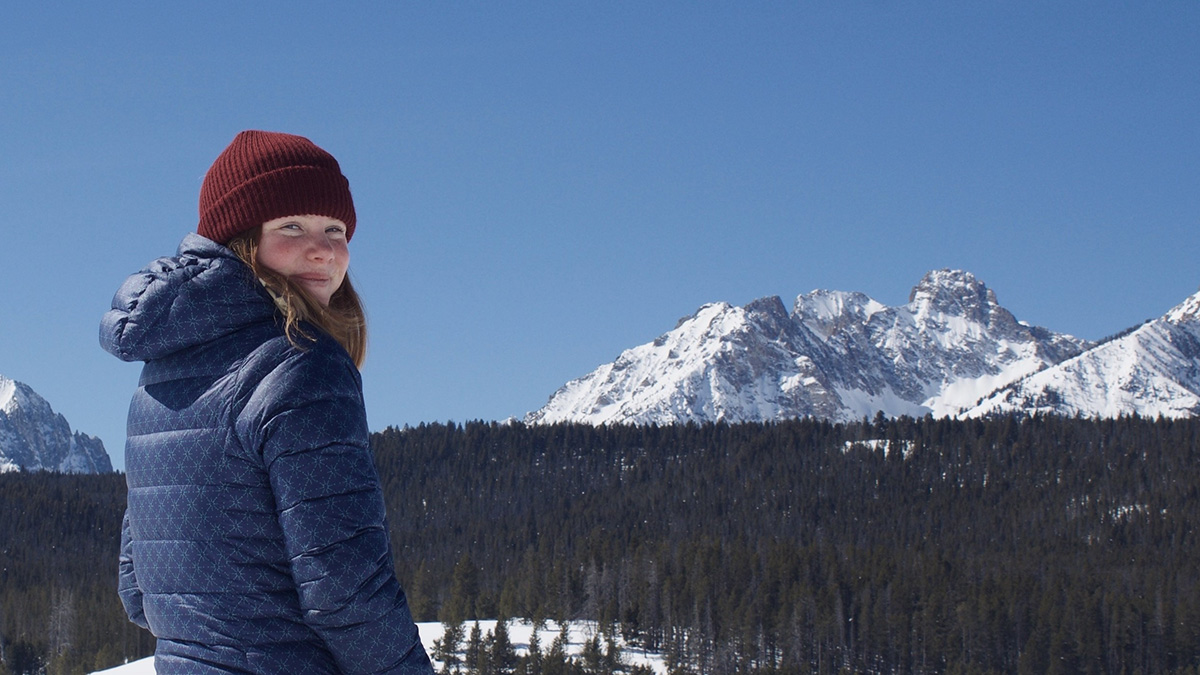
326, 226, 346, 236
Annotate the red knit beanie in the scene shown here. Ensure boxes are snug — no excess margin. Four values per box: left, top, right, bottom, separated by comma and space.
198, 130, 356, 244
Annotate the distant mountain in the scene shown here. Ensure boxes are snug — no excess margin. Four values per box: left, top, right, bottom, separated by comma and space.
0, 375, 113, 473
967, 291, 1200, 418
528, 270, 1094, 425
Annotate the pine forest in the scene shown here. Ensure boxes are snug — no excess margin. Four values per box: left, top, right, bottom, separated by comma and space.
4, 415, 1200, 674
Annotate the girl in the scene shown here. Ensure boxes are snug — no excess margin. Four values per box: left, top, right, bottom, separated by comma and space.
101, 130, 432, 674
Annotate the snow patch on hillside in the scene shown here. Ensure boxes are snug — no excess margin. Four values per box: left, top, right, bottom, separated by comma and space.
0, 376, 16, 414
0, 374, 113, 473
530, 270, 1092, 426
967, 297, 1200, 419
91, 620, 667, 675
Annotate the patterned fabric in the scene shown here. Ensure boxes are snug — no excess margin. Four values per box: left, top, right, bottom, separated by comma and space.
101, 233, 431, 674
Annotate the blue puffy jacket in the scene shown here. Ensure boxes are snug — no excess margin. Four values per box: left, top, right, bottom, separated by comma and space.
100, 234, 432, 674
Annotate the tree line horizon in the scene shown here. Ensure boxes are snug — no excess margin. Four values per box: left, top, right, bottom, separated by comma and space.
4, 414, 1199, 673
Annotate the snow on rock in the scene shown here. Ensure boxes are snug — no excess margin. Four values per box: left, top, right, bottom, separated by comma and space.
967, 290, 1200, 419
528, 295, 848, 424
794, 289, 886, 341
528, 270, 1092, 425
0, 374, 113, 473
0, 376, 16, 414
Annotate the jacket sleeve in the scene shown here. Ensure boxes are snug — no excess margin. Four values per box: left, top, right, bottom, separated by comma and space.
238, 342, 432, 675
118, 508, 149, 630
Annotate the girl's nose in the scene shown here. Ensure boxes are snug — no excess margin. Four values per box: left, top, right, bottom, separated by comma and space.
306, 232, 336, 260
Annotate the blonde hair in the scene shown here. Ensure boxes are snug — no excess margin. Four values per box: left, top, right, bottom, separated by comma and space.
228, 228, 368, 368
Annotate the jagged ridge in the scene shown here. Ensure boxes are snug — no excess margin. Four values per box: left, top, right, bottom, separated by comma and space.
967, 289, 1200, 419
0, 375, 113, 473
527, 270, 1094, 425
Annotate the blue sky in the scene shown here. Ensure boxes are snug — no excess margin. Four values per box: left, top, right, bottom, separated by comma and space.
2, 3, 1197, 470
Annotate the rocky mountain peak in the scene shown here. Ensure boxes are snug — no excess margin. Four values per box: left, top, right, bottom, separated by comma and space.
529, 270, 1090, 425
0, 375, 113, 473
744, 295, 789, 320
908, 269, 999, 322
1, 376, 55, 426
793, 289, 885, 341
742, 296, 794, 339
1166, 290, 1200, 325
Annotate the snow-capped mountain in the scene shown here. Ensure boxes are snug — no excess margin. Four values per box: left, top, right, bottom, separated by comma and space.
527, 270, 1093, 425
0, 375, 112, 473
966, 290, 1200, 418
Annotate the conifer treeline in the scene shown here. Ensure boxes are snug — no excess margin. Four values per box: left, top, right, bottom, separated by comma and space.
374, 416, 1200, 674
4, 416, 1200, 673
0, 472, 153, 675
431, 620, 652, 675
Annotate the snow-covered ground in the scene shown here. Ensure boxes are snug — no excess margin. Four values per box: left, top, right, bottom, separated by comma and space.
91, 620, 666, 674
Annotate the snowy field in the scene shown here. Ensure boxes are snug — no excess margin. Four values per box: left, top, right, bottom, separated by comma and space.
91, 620, 666, 674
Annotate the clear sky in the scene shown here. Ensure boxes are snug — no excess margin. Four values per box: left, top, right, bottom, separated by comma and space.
2, 2, 1197, 470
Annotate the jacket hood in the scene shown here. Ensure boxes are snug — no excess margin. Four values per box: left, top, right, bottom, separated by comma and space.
100, 233, 279, 362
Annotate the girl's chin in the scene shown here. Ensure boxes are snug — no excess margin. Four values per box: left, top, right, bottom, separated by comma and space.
293, 279, 333, 305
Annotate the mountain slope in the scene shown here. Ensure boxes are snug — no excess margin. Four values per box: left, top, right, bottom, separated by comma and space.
0, 375, 113, 473
966, 291, 1200, 418
800, 270, 1091, 417
528, 296, 847, 424
528, 270, 1092, 424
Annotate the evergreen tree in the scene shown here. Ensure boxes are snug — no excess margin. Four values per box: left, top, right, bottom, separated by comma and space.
10, 416, 1200, 673
433, 622, 465, 674
464, 622, 485, 675
602, 635, 622, 674
580, 635, 603, 674
489, 619, 518, 675
442, 555, 480, 626
522, 623, 544, 675
543, 625, 572, 675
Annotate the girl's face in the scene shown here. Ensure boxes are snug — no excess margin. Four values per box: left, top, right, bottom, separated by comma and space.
257, 214, 350, 307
